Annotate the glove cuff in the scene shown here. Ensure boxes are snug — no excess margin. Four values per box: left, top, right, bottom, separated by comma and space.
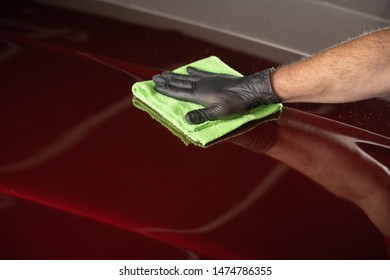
253, 67, 281, 104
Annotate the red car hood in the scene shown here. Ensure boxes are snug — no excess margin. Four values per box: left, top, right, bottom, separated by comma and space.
0, 1, 389, 259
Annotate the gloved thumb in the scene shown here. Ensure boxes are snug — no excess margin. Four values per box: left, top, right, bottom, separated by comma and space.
185, 107, 218, 124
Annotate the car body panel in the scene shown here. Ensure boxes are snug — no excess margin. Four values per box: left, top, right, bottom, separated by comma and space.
0, 1, 389, 259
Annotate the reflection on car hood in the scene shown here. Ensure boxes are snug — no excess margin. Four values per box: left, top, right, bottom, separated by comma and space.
0, 1, 389, 259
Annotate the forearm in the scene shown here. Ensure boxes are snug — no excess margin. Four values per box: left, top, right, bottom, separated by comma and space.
272, 27, 390, 103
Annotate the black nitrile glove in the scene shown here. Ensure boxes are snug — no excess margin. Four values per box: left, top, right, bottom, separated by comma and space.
153, 66, 280, 124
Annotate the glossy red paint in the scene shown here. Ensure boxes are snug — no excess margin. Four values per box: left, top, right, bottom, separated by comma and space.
0, 1, 389, 259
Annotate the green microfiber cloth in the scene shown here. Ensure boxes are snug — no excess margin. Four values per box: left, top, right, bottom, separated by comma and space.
132, 56, 282, 147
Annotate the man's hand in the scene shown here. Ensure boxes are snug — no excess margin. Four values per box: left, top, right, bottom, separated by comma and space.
153, 66, 280, 124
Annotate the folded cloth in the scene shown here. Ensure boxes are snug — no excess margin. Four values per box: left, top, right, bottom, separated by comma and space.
131, 56, 282, 147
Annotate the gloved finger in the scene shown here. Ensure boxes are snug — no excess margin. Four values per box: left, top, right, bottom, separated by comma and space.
186, 103, 244, 124
153, 74, 195, 90
186, 66, 216, 78
161, 71, 200, 82
185, 106, 220, 124
187, 66, 236, 79
166, 77, 195, 89
152, 74, 165, 84
154, 84, 197, 103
